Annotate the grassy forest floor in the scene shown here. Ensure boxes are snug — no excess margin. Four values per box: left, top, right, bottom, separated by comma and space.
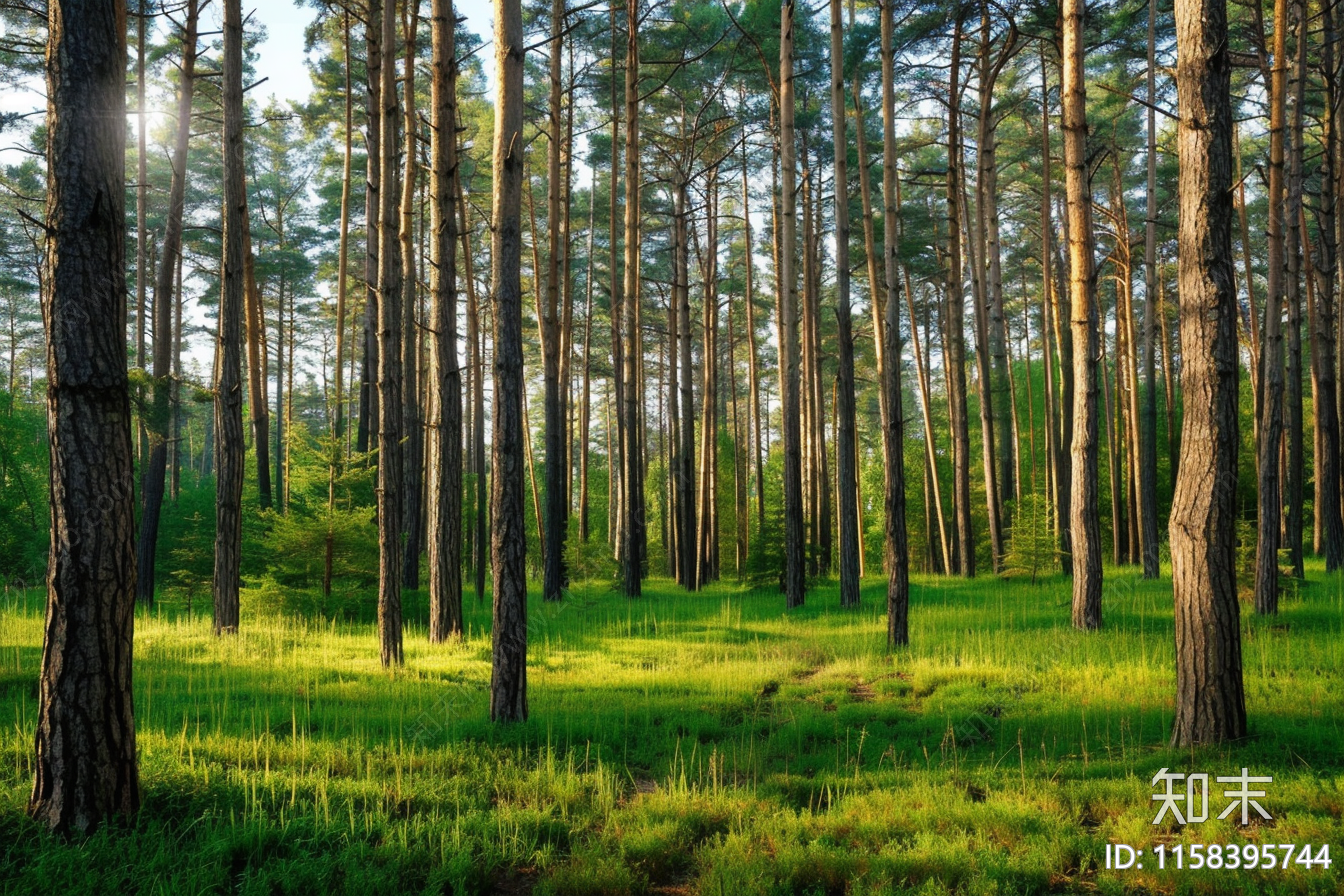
1, 566, 1341, 895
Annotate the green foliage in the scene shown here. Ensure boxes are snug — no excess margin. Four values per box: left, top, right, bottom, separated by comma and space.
1003, 493, 1056, 583
0, 398, 47, 584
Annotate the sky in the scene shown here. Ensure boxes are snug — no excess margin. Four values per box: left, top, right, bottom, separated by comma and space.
251, 0, 497, 109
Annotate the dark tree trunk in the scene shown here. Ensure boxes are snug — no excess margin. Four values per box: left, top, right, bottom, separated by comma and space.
622, 0, 646, 595
1169, 0, 1247, 746
1255, 0, 1288, 616
1138, 0, 1161, 578
1063, 0, 1102, 629
376, 0, 404, 666
213, 0, 246, 637
945, 16, 974, 578
881, 0, 910, 642
1283, 0, 1306, 580
30, 0, 140, 834
428, 0, 463, 642
461, 193, 487, 603
779, 0, 807, 607
401, 4, 423, 590
357, 0, 382, 458
832, 0, 860, 609
541, 0, 568, 602
490, 0, 528, 721
136, 0, 199, 605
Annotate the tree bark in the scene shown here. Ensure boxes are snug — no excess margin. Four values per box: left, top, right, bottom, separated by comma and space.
1314, 0, 1343, 570
357, 0, 382, 457
428, 0, 463, 641
1255, 0, 1288, 616
946, 15, 974, 577
542, 0, 568, 602
621, 0, 646, 595
31, 0, 140, 833
1063, 0, 1102, 629
136, 0, 198, 605
213, 0, 246, 637
401, 1, 423, 590
1283, 0, 1306, 580
1169, 0, 1247, 746
490, 0, 528, 721
780, 0, 807, 606
881, 0, 910, 642
376, 0, 404, 665
832, 0, 860, 608
1138, 0, 1160, 577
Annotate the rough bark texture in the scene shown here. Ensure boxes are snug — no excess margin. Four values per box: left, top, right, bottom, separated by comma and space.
1283, 0, 1306, 580
945, 17, 974, 577
1315, 0, 1344, 570
357, 0, 382, 457
136, 0, 198, 605
542, 0, 568, 602
376, 0, 404, 666
400, 4, 423, 590
1063, 0, 1102, 629
31, 0, 140, 834
213, 0, 246, 637
832, 0, 860, 609
779, 0, 807, 607
428, 0, 463, 642
1255, 0, 1287, 617
490, 0, 528, 722
880, 0, 910, 642
1169, 0, 1247, 745
621, 0, 645, 596
1139, 0, 1160, 578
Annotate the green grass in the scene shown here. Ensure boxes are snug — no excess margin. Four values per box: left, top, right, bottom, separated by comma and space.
1, 565, 1341, 895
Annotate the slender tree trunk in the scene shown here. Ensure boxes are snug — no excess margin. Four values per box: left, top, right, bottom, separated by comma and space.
880, 0, 910, 639
946, 15, 974, 578
1256, 0, 1288, 616
428, 0, 463, 641
461, 194, 487, 602
742, 140, 765, 534
1315, 0, 1344, 569
212, 0, 247, 637
542, 0, 568, 601
779, 0, 807, 606
622, 0, 646, 596
832, 0, 860, 607
1283, 0, 1306, 579
490, 0, 528, 720
31, 0, 140, 833
1170, 0, 1247, 745
675, 181, 697, 590
136, 0, 147, 473
400, 2, 423, 589
358, 0, 382, 457
608, 4, 625, 561
1138, 0, 1160, 577
1063, 0, 1102, 629
136, 0, 198, 605
376, 0, 405, 665
580, 190, 595, 542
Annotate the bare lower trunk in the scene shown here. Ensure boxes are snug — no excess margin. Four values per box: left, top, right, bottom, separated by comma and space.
1063, 0, 1102, 629
1169, 0, 1246, 745
428, 0, 463, 642
31, 0, 140, 833
490, 0, 528, 721
780, 0, 807, 606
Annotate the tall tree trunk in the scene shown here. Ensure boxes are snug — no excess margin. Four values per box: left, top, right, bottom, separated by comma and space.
376, 0, 404, 665
461, 194, 487, 603
580, 190, 595, 542
136, 0, 147, 473
1315, 0, 1344, 570
541, 0, 568, 601
1138, 0, 1160, 577
325, 11, 355, 597
1169, 0, 1247, 746
621, 0, 646, 596
1283, 0, 1306, 580
358, 0, 382, 457
780, 0, 807, 606
491, 0, 528, 720
608, 3, 625, 561
1041, 46, 1073, 573
946, 15, 974, 577
1256, 0, 1288, 616
136, 0, 198, 605
1063, 0, 1102, 629
31, 0, 140, 833
675, 181, 697, 590
832, 0, 860, 607
401, 2, 423, 589
428, 0, 463, 641
742, 140, 765, 534
213, 0, 246, 637
881, 0, 910, 641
